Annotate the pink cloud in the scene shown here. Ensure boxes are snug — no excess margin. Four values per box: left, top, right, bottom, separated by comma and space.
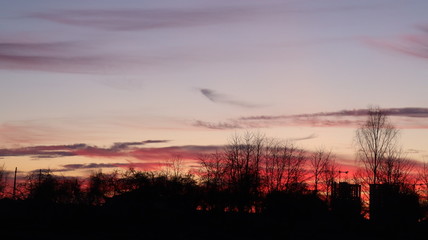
364, 27, 428, 59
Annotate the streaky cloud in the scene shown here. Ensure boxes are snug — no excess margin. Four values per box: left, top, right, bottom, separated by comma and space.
193, 120, 243, 130
0, 41, 161, 74
111, 140, 169, 151
31, 7, 257, 32
60, 162, 166, 172
288, 133, 318, 141
200, 88, 263, 108
194, 107, 428, 130
0, 141, 222, 165
62, 163, 128, 170
142, 140, 170, 144
242, 108, 428, 120
365, 27, 428, 59
0, 42, 78, 56
0, 144, 87, 158
31, 2, 397, 32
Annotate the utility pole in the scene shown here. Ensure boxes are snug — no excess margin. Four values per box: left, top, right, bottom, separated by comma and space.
13, 167, 17, 199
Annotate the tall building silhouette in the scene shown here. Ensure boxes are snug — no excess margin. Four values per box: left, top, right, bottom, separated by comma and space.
331, 182, 361, 218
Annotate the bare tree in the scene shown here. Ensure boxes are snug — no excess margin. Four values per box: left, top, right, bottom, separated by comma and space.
224, 132, 265, 212
0, 165, 8, 198
199, 151, 226, 190
418, 161, 428, 202
378, 148, 414, 185
163, 154, 186, 179
263, 140, 307, 194
309, 148, 333, 193
322, 158, 339, 200
355, 106, 399, 184
87, 170, 120, 205
263, 139, 286, 193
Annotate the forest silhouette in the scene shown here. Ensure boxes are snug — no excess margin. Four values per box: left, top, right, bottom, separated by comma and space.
1, 107, 428, 239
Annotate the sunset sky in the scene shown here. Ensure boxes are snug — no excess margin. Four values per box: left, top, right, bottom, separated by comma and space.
1, 0, 428, 178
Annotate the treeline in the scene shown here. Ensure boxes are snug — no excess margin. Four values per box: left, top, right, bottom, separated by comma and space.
0, 131, 427, 212
1, 131, 428, 238
0, 133, 336, 208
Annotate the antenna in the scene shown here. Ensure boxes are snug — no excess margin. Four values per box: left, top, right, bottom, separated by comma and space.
338, 170, 349, 182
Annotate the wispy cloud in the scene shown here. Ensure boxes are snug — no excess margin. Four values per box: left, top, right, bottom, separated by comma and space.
31, 2, 400, 33
0, 41, 102, 73
111, 140, 170, 151
62, 163, 127, 170
365, 26, 428, 59
288, 133, 318, 141
193, 120, 243, 130
0, 144, 87, 158
200, 88, 263, 108
0, 141, 221, 164
93, 79, 145, 90
31, 8, 256, 32
193, 107, 428, 130
242, 108, 428, 120
0, 42, 78, 55
56, 161, 173, 172
0, 41, 161, 74
0, 123, 66, 145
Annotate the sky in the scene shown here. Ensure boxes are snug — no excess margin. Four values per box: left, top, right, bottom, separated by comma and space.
1, 0, 428, 178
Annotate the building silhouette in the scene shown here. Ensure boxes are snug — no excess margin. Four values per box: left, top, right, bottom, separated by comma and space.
369, 184, 419, 224
331, 182, 361, 218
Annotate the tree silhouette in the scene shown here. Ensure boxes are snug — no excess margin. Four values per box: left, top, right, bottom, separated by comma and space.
378, 149, 414, 185
309, 148, 333, 193
322, 158, 339, 202
223, 132, 264, 212
355, 106, 399, 185
262, 139, 307, 194
26, 169, 58, 202
87, 170, 120, 205
0, 165, 8, 199
24, 169, 83, 204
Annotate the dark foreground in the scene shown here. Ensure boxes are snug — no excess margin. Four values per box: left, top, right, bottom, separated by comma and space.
0, 199, 427, 240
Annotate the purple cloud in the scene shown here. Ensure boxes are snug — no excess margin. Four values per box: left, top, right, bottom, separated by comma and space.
32, 8, 255, 32
288, 133, 318, 141
62, 163, 128, 170
200, 88, 263, 108
0, 41, 162, 74
242, 108, 428, 121
193, 120, 243, 130
193, 107, 428, 130
111, 140, 170, 151
0, 141, 221, 166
